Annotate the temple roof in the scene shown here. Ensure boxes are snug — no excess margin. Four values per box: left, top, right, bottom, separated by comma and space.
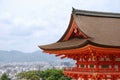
72, 8, 120, 18
39, 8, 120, 50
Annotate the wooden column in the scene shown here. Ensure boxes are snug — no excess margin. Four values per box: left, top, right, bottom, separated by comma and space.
118, 63, 120, 71
84, 77, 87, 80
119, 64, 120, 71
86, 58, 88, 69
76, 58, 79, 68
111, 56, 115, 71
96, 56, 99, 72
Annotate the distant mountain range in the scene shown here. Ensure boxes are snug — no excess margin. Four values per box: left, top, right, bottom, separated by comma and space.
0, 50, 61, 63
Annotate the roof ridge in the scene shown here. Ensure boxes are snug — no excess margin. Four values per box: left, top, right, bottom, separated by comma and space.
72, 8, 120, 18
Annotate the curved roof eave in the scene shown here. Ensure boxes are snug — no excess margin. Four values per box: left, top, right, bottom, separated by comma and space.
39, 39, 120, 51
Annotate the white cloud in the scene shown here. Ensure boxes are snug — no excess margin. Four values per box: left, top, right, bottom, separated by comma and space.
0, 0, 120, 52
75, 0, 120, 12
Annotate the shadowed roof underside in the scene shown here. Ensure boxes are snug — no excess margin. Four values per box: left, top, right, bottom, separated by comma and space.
39, 9, 120, 50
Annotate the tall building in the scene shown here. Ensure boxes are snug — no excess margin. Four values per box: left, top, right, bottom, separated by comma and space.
39, 8, 120, 80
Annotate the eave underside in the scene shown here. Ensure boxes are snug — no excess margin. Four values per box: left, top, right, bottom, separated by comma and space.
42, 45, 120, 60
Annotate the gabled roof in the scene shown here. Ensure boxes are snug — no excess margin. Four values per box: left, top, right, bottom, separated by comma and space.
39, 8, 120, 50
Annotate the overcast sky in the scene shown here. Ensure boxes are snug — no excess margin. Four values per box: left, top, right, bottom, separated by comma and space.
0, 0, 120, 52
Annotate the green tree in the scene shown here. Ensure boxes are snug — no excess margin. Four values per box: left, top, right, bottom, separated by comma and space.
16, 70, 41, 80
30, 75, 40, 80
40, 69, 71, 80
0, 73, 9, 80
16, 69, 71, 80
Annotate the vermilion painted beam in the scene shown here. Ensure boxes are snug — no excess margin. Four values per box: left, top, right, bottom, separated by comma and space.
55, 54, 63, 57
43, 45, 120, 55
61, 55, 67, 59
63, 17, 88, 41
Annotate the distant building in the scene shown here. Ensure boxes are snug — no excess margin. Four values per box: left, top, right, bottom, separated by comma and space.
0, 62, 51, 80
57, 60, 74, 66
39, 8, 120, 79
